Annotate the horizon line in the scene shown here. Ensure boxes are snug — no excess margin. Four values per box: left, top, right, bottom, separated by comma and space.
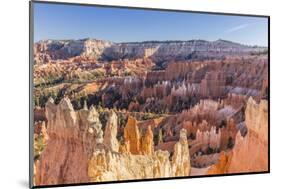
34, 37, 268, 48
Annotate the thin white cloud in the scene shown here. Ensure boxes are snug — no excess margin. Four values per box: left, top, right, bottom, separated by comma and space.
225, 24, 249, 33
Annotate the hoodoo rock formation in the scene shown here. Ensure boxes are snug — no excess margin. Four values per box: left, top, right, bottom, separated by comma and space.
35, 98, 191, 185
207, 97, 268, 174
104, 110, 119, 152
172, 129, 191, 176
227, 97, 268, 173
124, 116, 141, 154
35, 97, 96, 185
123, 117, 158, 156
140, 125, 154, 155
194, 126, 221, 151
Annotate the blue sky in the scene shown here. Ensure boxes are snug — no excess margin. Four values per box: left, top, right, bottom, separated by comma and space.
34, 2, 268, 46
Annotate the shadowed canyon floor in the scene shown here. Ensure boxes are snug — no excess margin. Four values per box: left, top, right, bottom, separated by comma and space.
33, 38, 268, 186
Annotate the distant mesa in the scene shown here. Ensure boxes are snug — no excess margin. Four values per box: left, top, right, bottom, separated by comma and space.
34, 38, 267, 64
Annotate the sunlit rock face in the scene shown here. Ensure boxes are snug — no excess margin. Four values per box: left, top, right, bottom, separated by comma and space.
207, 97, 268, 174
171, 129, 191, 176
207, 151, 231, 175
88, 149, 171, 182
104, 110, 119, 152
88, 128, 191, 182
140, 125, 154, 155
124, 116, 141, 154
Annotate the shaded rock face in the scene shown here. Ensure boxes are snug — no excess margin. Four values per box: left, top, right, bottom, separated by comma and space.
207, 97, 268, 174
34, 107, 46, 122
219, 118, 237, 150
199, 71, 226, 98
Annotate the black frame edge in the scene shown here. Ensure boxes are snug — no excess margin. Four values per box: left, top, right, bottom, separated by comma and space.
32, 0, 270, 18
32, 171, 270, 188
29, 1, 35, 188
267, 16, 270, 173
